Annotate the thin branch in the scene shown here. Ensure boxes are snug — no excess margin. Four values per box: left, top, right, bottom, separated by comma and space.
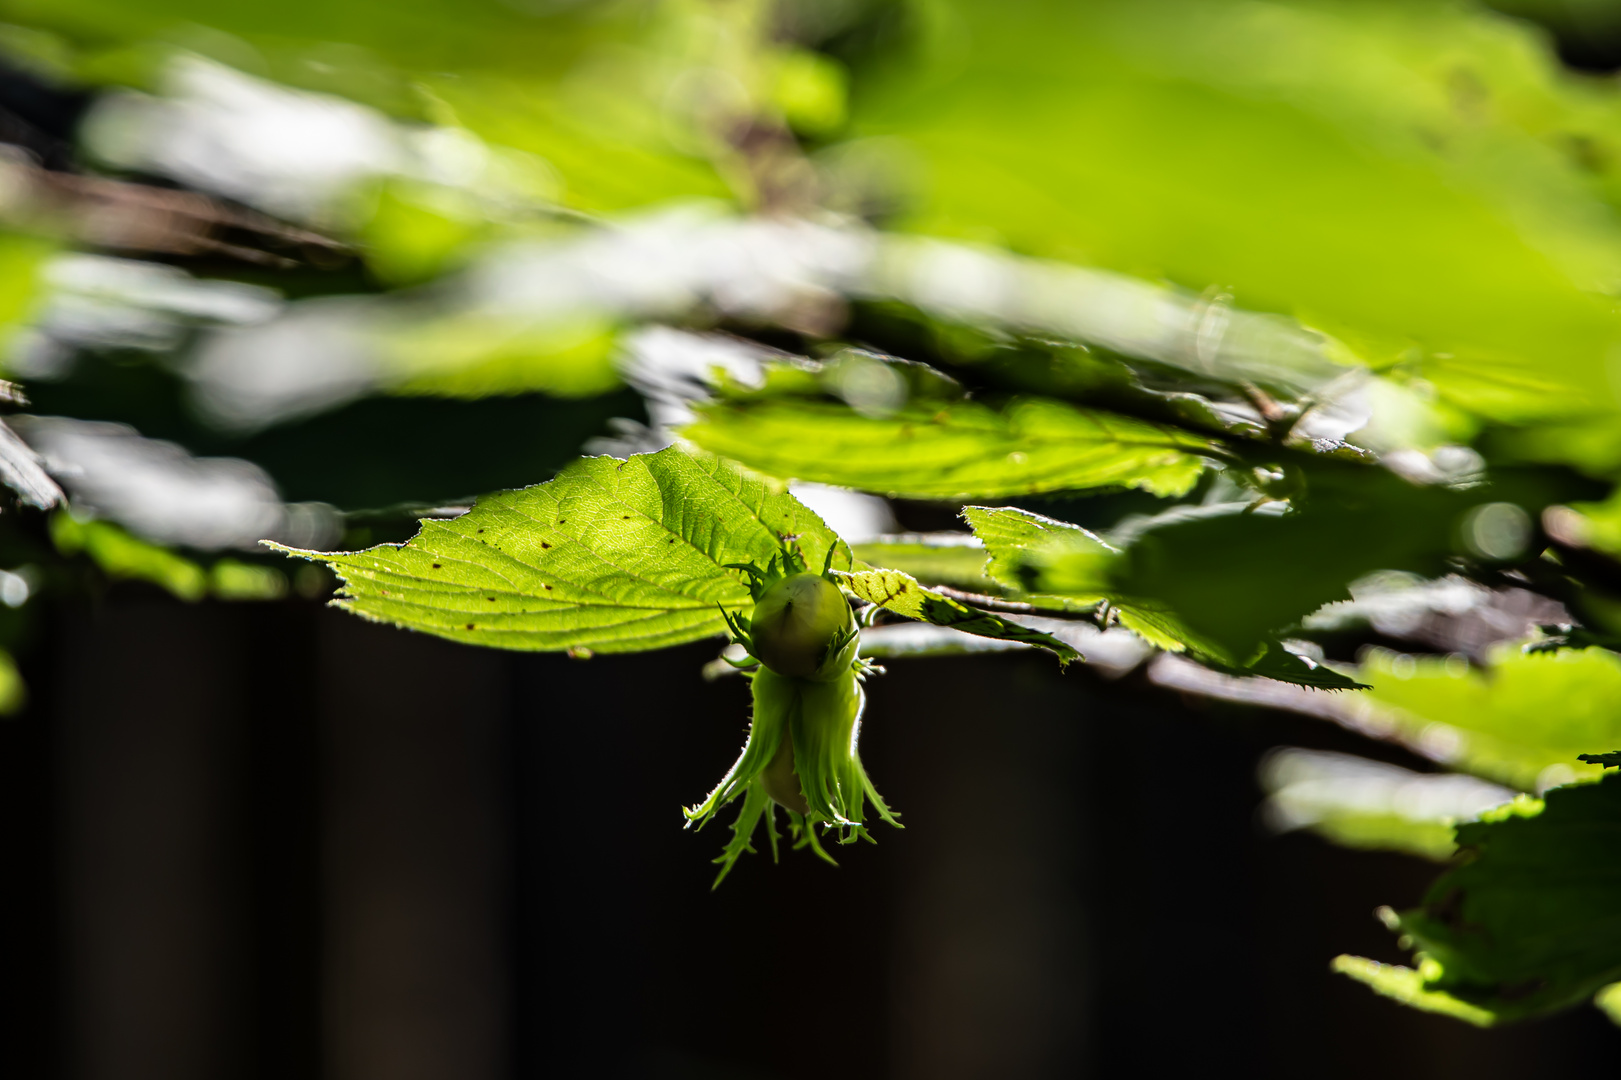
927, 584, 1100, 620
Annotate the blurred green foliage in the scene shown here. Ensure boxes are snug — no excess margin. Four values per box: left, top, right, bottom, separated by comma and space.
51, 511, 205, 598
856, 0, 1621, 424
1339, 772, 1621, 1024
1356, 645, 1621, 791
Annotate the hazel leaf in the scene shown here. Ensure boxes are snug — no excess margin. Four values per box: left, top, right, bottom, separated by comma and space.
685, 395, 1215, 500
1338, 771, 1621, 1025
850, 536, 996, 592
961, 504, 1366, 688
833, 566, 1079, 664
961, 504, 1113, 614
269, 446, 850, 654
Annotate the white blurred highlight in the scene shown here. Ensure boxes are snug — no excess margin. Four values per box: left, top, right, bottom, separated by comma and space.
615, 325, 767, 434
173, 198, 1409, 453
11, 255, 280, 379
84, 57, 401, 223
188, 298, 380, 430
866, 237, 1349, 396
0, 567, 33, 608
1259, 747, 1515, 834
80, 56, 559, 226
1304, 570, 1566, 658
787, 483, 896, 545
11, 416, 338, 550
467, 204, 871, 326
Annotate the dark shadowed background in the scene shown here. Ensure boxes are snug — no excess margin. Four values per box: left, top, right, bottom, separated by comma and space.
2, 585, 1613, 1079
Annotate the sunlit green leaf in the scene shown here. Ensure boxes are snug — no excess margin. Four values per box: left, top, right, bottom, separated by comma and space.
850, 536, 994, 592
1355, 645, 1621, 791
833, 567, 1078, 664
1331, 958, 1500, 1027
1021, 462, 1588, 659
961, 504, 1110, 611
962, 503, 1226, 655
1235, 642, 1369, 691
962, 503, 1369, 686
686, 396, 1215, 500
271, 446, 850, 654
1338, 771, 1621, 1024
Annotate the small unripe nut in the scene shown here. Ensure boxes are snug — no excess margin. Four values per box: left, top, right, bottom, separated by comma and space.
760, 732, 809, 814
749, 573, 852, 678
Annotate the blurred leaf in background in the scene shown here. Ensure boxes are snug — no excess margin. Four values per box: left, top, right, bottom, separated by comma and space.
1338, 770, 1621, 1025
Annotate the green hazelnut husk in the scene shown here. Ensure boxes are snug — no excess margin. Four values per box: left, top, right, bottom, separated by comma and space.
748, 572, 854, 679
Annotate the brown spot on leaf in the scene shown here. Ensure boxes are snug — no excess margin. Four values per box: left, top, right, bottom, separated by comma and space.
432, 563, 442, 569
543, 584, 553, 590
465, 623, 475, 630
